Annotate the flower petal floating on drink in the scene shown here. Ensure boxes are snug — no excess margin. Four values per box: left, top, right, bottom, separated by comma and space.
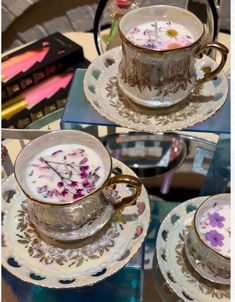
198, 203, 230, 257
26, 144, 105, 203
205, 230, 224, 247
126, 21, 194, 50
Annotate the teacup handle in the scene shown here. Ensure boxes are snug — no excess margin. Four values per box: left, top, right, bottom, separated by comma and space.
105, 174, 142, 210
194, 42, 228, 92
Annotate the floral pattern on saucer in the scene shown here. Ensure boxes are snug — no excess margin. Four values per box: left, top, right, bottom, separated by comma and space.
16, 202, 121, 266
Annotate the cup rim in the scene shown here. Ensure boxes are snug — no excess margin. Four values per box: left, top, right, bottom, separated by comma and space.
193, 194, 230, 260
118, 5, 205, 53
14, 129, 112, 208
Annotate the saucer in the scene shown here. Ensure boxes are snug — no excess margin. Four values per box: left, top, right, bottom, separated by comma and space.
84, 47, 228, 132
2, 158, 150, 289
156, 197, 230, 302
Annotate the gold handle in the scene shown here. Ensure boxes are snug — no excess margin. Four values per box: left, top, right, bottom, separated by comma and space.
105, 174, 142, 211
195, 42, 228, 91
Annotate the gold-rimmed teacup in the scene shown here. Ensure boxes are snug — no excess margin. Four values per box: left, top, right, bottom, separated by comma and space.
118, 5, 228, 108
185, 194, 230, 284
14, 130, 142, 242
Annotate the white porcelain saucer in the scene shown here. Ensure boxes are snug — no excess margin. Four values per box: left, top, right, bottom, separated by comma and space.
156, 197, 230, 302
2, 158, 150, 289
84, 47, 228, 132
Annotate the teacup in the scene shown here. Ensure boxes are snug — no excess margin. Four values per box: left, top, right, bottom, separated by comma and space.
14, 130, 142, 242
185, 194, 230, 284
118, 5, 228, 108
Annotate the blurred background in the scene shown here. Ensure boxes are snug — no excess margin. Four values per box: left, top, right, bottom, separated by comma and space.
2, 0, 230, 51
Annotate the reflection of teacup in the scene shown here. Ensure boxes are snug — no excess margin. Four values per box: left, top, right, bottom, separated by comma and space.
118, 5, 228, 108
185, 194, 230, 284
14, 130, 142, 242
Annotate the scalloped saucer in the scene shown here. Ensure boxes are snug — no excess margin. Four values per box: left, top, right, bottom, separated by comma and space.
84, 47, 228, 132
2, 158, 150, 289
156, 197, 230, 302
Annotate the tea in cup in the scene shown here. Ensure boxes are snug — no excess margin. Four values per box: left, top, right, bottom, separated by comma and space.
14, 130, 142, 242
185, 194, 230, 284
118, 5, 228, 108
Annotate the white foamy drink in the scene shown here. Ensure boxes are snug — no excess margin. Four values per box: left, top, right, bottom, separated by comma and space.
126, 21, 195, 50
198, 204, 230, 258
25, 144, 105, 204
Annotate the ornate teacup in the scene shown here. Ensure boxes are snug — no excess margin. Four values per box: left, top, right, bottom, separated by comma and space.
118, 5, 228, 108
185, 194, 230, 284
14, 130, 142, 242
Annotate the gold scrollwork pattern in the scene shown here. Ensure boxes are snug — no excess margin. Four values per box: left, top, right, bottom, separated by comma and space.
16, 202, 121, 266
119, 45, 193, 95
175, 226, 230, 300
105, 77, 201, 126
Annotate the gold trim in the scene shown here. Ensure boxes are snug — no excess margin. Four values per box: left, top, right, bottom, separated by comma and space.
30, 219, 116, 249
193, 194, 230, 260
195, 42, 229, 90
118, 5, 205, 53
105, 174, 142, 209
14, 129, 113, 207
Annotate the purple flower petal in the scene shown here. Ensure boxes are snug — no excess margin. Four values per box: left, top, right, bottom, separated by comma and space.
208, 212, 225, 228
57, 182, 64, 188
143, 42, 156, 49
61, 189, 68, 197
51, 150, 63, 157
70, 181, 78, 187
144, 29, 153, 36
49, 191, 54, 197
82, 179, 90, 188
37, 185, 48, 193
79, 157, 88, 165
205, 230, 224, 247
54, 189, 60, 196
130, 26, 140, 33
81, 172, 88, 179
80, 165, 89, 171
80, 166, 89, 179
73, 189, 84, 199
